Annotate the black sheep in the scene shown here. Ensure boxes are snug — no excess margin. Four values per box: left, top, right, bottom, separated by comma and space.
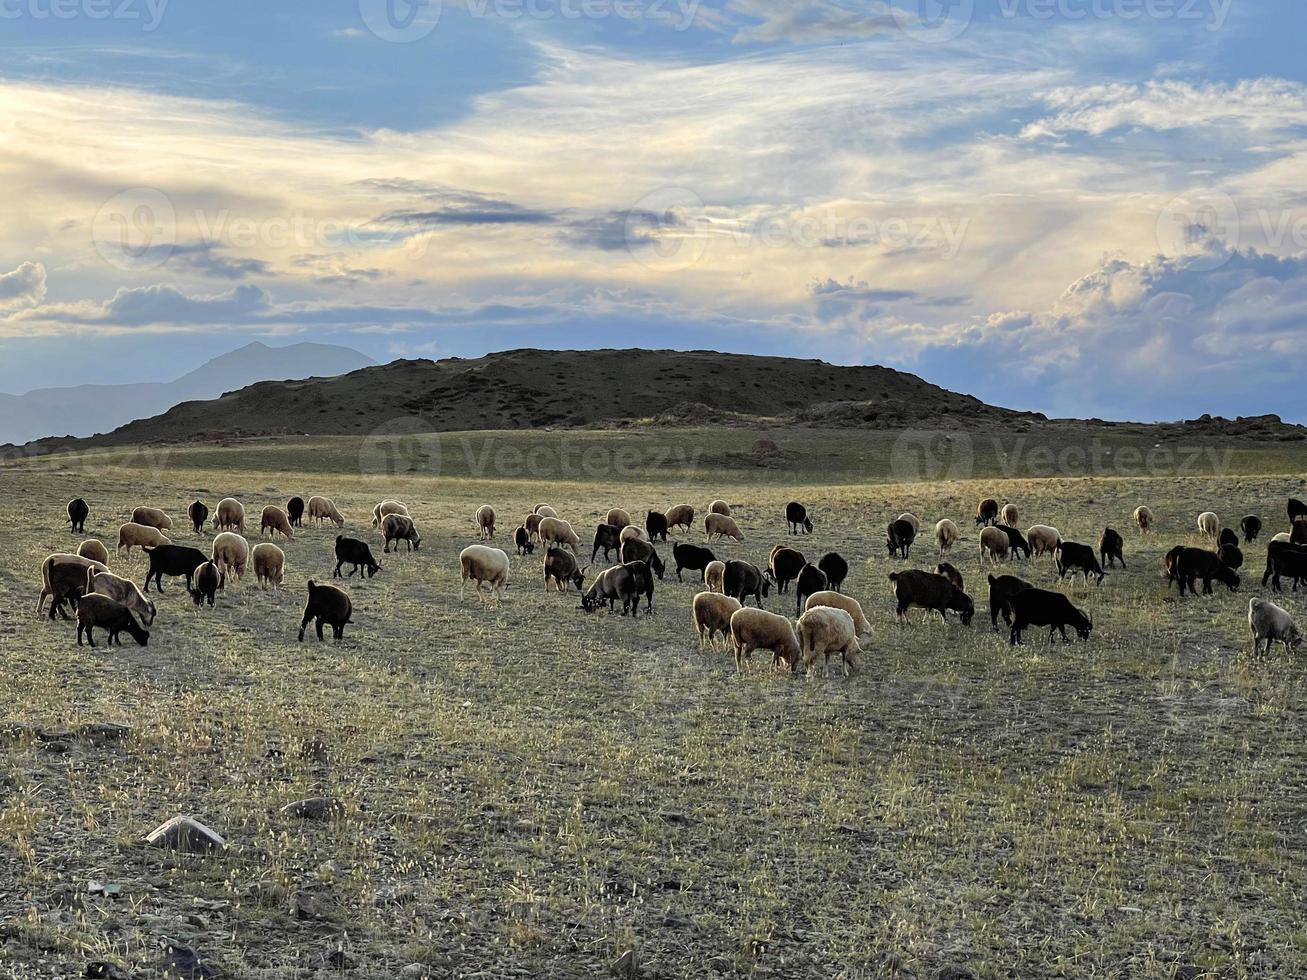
889, 569, 974, 625
975, 498, 999, 527
1098, 527, 1125, 569
1263, 540, 1307, 592
1175, 547, 1239, 596
515, 526, 535, 556
935, 562, 964, 592
817, 552, 848, 592
1056, 542, 1106, 584
334, 536, 381, 578
287, 496, 305, 527
768, 546, 806, 593
189, 561, 225, 607
1240, 515, 1262, 543
624, 560, 657, 614
672, 543, 716, 583
299, 580, 353, 641
581, 565, 640, 615
996, 524, 1031, 560
886, 519, 916, 559
188, 500, 209, 534
1007, 588, 1092, 645
1218, 528, 1239, 550
67, 498, 89, 534
724, 560, 771, 608
76, 594, 150, 647
1289, 498, 1307, 525
620, 539, 665, 579
591, 524, 622, 563
987, 574, 1033, 629
143, 544, 209, 592
644, 511, 669, 542
794, 563, 828, 615
785, 501, 814, 535
1217, 543, 1244, 570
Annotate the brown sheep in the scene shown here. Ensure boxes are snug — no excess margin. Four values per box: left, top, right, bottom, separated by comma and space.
692, 592, 741, 650
131, 506, 173, 531
117, 522, 171, 556
729, 607, 800, 672
476, 504, 496, 540
213, 497, 246, 533
260, 505, 295, 540
76, 539, 110, 565
664, 504, 695, 533
252, 542, 286, 588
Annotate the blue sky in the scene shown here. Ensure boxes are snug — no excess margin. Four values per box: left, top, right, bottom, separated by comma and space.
1, 0, 1305, 421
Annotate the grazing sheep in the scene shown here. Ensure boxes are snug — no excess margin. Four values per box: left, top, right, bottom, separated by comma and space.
1055, 541, 1106, 584
889, 569, 975, 625
37, 554, 107, 620
975, 498, 1000, 527
544, 548, 587, 593
1098, 527, 1125, 569
307, 495, 345, 528
131, 506, 172, 531
334, 536, 381, 579
213, 497, 246, 533
1219, 528, 1239, 550
287, 496, 305, 527
76, 594, 149, 648
664, 504, 695, 533
1262, 541, 1307, 592
999, 503, 1019, 527
460, 545, 511, 602
580, 565, 641, 615
211, 531, 250, 581
979, 526, 1010, 564
620, 539, 665, 579
591, 524, 623, 563
299, 580, 353, 642
514, 526, 535, 556
539, 517, 581, 556
476, 504, 496, 540
625, 560, 657, 614
1241, 515, 1263, 544
886, 519, 916, 559
785, 501, 813, 535
76, 539, 110, 565
935, 562, 964, 592
704, 560, 726, 594
619, 525, 648, 545
794, 563, 829, 615
995, 525, 1031, 560
533, 504, 558, 518
1026, 525, 1062, 558
117, 522, 171, 556
605, 508, 632, 530
1133, 505, 1154, 535
708, 499, 731, 517
705, 513, 744, 544
67, 498, 89, 534
692, 592, 742, 650
188, 500, 210, 534
817, 552, 848, 593
897, 513, 921, 534
87, 570, 157, 628
142, 544, 208, 592
1175, 547, 1239, 596
768, 546, 806, 593
382, 514, 422, 552
1007, 589, 1092, 645
645, 511, 669, 542
1271, 532, 1293, 544
260, 505, 295, 540
935, 519, 960, 555
797, 606, 861, 678
371, 500, 408, 528
252, 542, 286, 589
987, 574, 1033, 630
729, 607, 800, 672
1163, 545, 1186, 589
672, 543, 717, 583
190, 561, 224, 607
1249, 597, 1303, 655
524, 513, 544, 545
1289, 498, 1307, 525
723, 560, 771, 608
1217, 543, 1244, 570
1197, 512, 1220, 538
804, 591, 872, 638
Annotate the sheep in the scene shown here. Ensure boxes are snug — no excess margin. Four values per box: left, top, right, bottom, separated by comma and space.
620, 539, 665, 579
539, 517, 581, 556
605, 508, 632, 530
664, 504, 695, 533
619, 525, 648, 545
886, 519, 916, 559
87, 570, 157, 628
785, 501, 813, 535
1133, 505, 1154, 535
476, 504, 496, 541
625, 560, 657, 614
252, 542, 286, 589
211, 532, 250, 581
897, 513, 921, 534
1197, 512, 1220, 538
708, 499, 731, 517
260, 505, 295, 541
142, 544, 208, 592
460, 545, 510, 602
987, 573, 1033, 629
768, 545, 806, 593
995, 525, 1031, 560
299, 580, 353, 641
382, 514, 422, 552
975, 498, 999, 527
804, 591, 872, 638
692, 592, 741, 650
645, 511, 669, 542
1289, 498, 1307, 525
1098, 527, 1125, 569
334, 536, 381, 578
592, 524, 623, 563
794, 563, 829, 615
580, 565, 640, 615
1026, 525, 1062, 558
524, 513, 544, 545
287, 496, 305, 527
67, 497, 89, 534
1271, 532, 1293, 544
189, 561, 224, 607
76, 539, 110, 565
1175, 547, 1239, 596
1217, 543, 1244, 570
934, 562, 964, 592
544, 548, 587, 593
817, 552, 848, 592
723, 560, 771, 607
1241, 515, 1263, 544
131, 506, 172, 531
213, 497, 246, 533
889, 569, 975, 625
533, 504, 558, 518
704, 560, 726, 594
935, 519, 960, 555
797, 606, 861, 678
1249, 598, 1303, 655
1007, 589, 1092, 645
672, 543, 717, 583
979, 526, 1010, 564
514, 526, 535, 556
1262, 541, 1307, 593
76, 594, 149, 648
372, 500, 408, 528
307, 495, 345, 528
117, 522, 171, 556
1163, 545, 1186, 589
1055, 541, 1106, 584
1218, 528, 1239, 550
705, 513, 744, 544
36, 554, 107, 620
1000, 503, 1019, 527
729, 607, 800, 672
188, 500, 210, 534
1295, 521, 1307, 546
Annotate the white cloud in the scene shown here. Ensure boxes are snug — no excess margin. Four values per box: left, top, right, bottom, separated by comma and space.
0, 262, 47, 310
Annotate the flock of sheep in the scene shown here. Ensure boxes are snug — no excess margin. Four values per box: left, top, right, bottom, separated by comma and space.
37, 490, 1307, 673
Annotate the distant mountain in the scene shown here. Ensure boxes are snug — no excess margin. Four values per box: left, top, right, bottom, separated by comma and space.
0, 341, 375, 445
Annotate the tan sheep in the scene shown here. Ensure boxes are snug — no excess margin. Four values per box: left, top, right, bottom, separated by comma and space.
538, 517, 581, 555
131, 506, 173, 531
619, 525, 648, 544
934, 519, 960, 555
1272, 531, 1293, 544
1133, 505, 1153, 534
460, 545, 510, 602
212, 531, 250, 581
729, 607, 800, 672
1197, 511, 1220, 538
708, 499, 732, 517
117, 522, 171, 556
804, 591, 872, 638
704, 560, 726, 594
533, 504, 558, 518
705, 513, 744, 543
897, 512, 921, 534
252, 542, 286, 588
1000, 503, 1019, 527
524, 513, 544, 544
664, 504, 695, 533
1026, 525, 1062, 558
307, 495, 345, 528
797, 606, 861, 678
212, 497, 246, 533
605, 508, 632, 529
980, 526, 1010, 564
692, 592, 741, 650
260, 505, 295, 540
76, 539, 110, 565
475, 504, 496, 540
371, 499, 408, 527
87, 570, 157, 627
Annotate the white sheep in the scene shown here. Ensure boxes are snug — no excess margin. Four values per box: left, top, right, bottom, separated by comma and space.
729, 607, 800, 672
76, 539, 110, 565
705, 513, 744, 543
211, 531, 250, 581
1133, 505, 1153, 535
1197, 512, 1220, 538
460, 545, 510, 602
131, 506, 173, 531
260, 505, 295, 540
704, 560, 726, 594
708, 499, 732, 517
804, 591, 872, 638
252, 542, 286, 589
665, 504, 695, 533
1026, 525, 1062, 558
619, 525, 647, 544
476, 504, 496, 540
797, 606, 861, 678
897, 513, 921, 534
979, 526, 1009, 564
533, 504, 557, 518
692, 592, 741, 650
212, 497, 246, 533
538, 517, 581, 555
605, 508, 632, 529
1249, 597, 1303, 655
1000, 503, 1019, 527
1271, 532, 1293, 544
117, 522, 171, 556
307, 495, 346, 528
372, 499, 408, 527
934, 519, 959, 555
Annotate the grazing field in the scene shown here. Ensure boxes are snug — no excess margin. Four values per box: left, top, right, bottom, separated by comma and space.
1, 428, 1306, 979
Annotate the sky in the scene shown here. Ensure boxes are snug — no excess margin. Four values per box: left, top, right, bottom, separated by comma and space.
1, 0, 1305, 422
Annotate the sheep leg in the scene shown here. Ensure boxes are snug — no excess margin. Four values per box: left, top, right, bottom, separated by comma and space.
84, 625, 95, 647
77, 624, 85, 646
316, 619, 326, 641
